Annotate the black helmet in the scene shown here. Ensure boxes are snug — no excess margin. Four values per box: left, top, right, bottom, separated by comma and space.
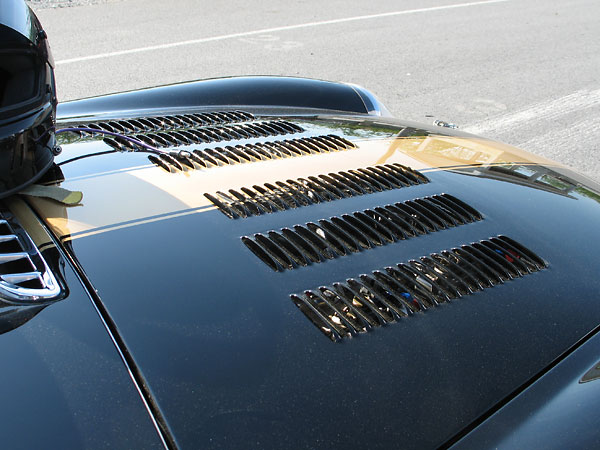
0, 0, 57, 198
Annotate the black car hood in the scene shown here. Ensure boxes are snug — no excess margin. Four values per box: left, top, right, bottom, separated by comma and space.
27, 110, 600, 449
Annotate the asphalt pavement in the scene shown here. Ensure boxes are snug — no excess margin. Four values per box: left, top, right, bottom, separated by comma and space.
29, 0, 600, 181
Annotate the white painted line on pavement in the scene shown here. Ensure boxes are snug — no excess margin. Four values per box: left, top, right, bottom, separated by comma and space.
517, 116, 600, 154
56, 0, 509, 65
464, 89, 600, 135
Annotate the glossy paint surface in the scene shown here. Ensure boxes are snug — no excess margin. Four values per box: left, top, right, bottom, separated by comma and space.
28, 111, 600, 449
0, 206, 163, 448
0, 0, 53, 67
57, 76, 382, 119
0, 0, 38, 43
453, 327, 600, 449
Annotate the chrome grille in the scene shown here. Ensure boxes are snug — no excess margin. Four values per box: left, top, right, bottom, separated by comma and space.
291, 236, 547, 341
0, 209, 61, 303
207, 163, 428, 218
242, 194, 480, 271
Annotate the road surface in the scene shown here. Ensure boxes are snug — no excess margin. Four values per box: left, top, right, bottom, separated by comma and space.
29, 0, 600, 181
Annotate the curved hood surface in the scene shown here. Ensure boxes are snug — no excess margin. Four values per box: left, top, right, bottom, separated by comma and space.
27, 110, 600, 449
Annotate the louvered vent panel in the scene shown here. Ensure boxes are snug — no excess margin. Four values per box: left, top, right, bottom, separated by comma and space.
0, 210, 61, 303
242, 194, 480, 271
149, 134, 357, 173
207, 163, 429, 218
67, 110, 308, 152
103, 120, 304, 152
291, 236, 547, 341
75, 111, 255, 136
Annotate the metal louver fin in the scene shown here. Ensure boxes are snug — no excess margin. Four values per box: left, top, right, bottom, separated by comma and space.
242, 194, 480, 272
147, 134, 357, 173
146, 134, 357, 172
65, 110, 308, 155
291, 236, 547, 341
207, 163, 428, 218
70, 111, 256, 137
101, 119, 305, 152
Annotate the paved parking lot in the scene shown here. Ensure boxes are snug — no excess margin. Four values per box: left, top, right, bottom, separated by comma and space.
29, 0, 600, 181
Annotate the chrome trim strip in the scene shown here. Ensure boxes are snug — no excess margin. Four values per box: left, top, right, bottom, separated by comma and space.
1, 272, 41, 284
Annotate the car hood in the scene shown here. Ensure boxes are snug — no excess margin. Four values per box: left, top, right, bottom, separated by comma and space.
26, 110, 600, 449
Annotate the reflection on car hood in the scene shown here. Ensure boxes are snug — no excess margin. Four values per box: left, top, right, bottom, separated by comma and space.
27, 111, 600, 449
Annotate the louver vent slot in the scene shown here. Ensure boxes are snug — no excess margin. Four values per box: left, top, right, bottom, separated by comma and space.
0, 211, 62, 304
291, 236, 547, 341
149, 134, 357, 173
75, 111, 255, 136
103, 120, 305, 151
242, 194, 480, 271
207, 163, 428, 218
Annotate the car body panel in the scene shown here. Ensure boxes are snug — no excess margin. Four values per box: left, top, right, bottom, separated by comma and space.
452, 325, 600, 449
18, 99, 600, 449
30, 116, 580, 241
0, 200, 163, 449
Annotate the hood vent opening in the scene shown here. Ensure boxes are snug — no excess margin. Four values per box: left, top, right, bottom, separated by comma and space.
62, 110, 309, 153
72, 111, 255, 137
150, 134, 357, 173
291, 236, 547, 342
206, 163, 429, 219
0, 209, 62, 304
103, 120, 305, 152
242, 194, 482, 272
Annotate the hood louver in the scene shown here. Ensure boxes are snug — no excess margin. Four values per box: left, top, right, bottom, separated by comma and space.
242, 194, 481, 271
149, 134, 357, 173
75, 111, 255, 135
291, 236, 547, 341
104, 120, 304, 152
206, 163, 428, 219
68, 110, 306, 151
0, 208, 62, 304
